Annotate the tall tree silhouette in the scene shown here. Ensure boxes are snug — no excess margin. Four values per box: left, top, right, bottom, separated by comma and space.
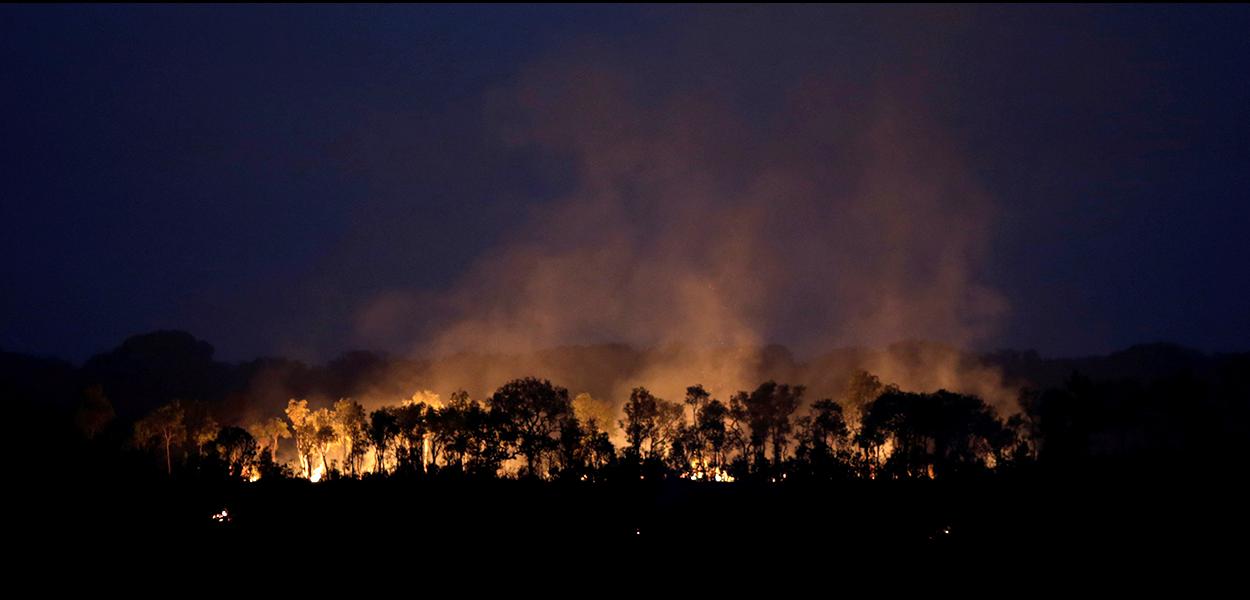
435, 390, 473, 471
333, 399, 368, 476
285, 399, 317, 479
488, 377, 572, 477
698, 398, 729, 474
795, 398, 849, 476
681, 385, 712, 473
392, 401, 429, 473
183, 400, 219, 462
215, 426, 258, 480
742, 381, 803, 471
248, 417, 290, 463
367, 408, 398, 474
621, 386, 684, 463
134, 400, 186, 475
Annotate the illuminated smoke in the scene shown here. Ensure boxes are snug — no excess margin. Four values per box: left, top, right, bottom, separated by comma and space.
348, 10, 1020, 419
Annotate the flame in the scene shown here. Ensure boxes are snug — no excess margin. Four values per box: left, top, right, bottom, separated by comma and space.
686, 459, 735, 483
242, 465, 261, 483
310, 463, 325, 483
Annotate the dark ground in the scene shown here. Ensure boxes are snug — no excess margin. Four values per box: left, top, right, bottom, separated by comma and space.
22, 465, 1246, 575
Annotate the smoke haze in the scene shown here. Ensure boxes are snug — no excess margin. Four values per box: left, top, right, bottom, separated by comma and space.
346, 10, 1018, 416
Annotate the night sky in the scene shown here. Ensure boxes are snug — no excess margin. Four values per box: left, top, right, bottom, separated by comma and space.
3, 5, 1248, 362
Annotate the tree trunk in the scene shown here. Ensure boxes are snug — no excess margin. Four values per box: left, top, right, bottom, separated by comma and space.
164, 434, 172, 475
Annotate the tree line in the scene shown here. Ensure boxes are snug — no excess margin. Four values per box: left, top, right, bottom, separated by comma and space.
124, 371, 1047, 483
21, 332, 1247, 484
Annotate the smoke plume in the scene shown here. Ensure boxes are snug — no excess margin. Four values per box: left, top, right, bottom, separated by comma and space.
355, 10, 1018, 415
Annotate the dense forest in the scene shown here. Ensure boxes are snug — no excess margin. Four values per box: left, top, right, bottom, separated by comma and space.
9, 330, 1249, 561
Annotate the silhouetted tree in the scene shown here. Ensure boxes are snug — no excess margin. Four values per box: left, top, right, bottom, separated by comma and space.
74, 384, 115, 440
991, 413, 1029, 468
582, 417, 615, 476
811, 399, 848, 449
488, 377, 572, 477
393, 401, 429, 473
183, 400, 219, 461
285, 399, 317, 479
726, 392, 752, 476
311, 407, 338, 477
620, 386, 684, 464
134, 400, 186, 475
622, 387, 659, 461
794, 398, 849, 476
215, 426, 258, 479
248, 417, 291, 463
860, 389, 1005, 478
424, 403, 447, 470
680, 385, 711, 472
435, 390, 474, 471
1019, 374, 1095, 466
842, 370, 885, 420
742, 381, 803, 471
333, 398, 368, 476
463, 400, 509, 477
556, 416, 585, 479
698, 398, 729, 474
367, 408, 399, 474
840, 371, 896, 462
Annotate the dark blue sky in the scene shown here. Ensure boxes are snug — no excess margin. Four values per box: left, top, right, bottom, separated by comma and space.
2, 5, 1248, 362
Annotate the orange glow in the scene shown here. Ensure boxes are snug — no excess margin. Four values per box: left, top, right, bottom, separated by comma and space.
686, 459, 735, 483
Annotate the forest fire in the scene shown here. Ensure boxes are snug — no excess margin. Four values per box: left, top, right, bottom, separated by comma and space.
687, 460, 735, 483
96, 333, 1242, 494
116, 367, 1043, 486
5, 4, 1244, 565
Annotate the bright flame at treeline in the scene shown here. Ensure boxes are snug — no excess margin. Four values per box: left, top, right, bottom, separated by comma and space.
139, 371, 1027, 485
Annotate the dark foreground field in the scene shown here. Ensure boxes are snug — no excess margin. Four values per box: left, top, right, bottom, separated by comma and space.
22, 467, 1246, 573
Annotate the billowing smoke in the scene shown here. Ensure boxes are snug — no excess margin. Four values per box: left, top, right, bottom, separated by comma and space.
353, 9, 1019, 417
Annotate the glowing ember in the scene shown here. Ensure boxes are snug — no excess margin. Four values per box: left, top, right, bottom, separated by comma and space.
211, 508, 231, 523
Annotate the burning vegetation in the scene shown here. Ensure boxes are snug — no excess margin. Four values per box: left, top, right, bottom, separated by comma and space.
16, 332, 1249, 559
39, 331, 1240, 493
128, 370, 1028, 485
